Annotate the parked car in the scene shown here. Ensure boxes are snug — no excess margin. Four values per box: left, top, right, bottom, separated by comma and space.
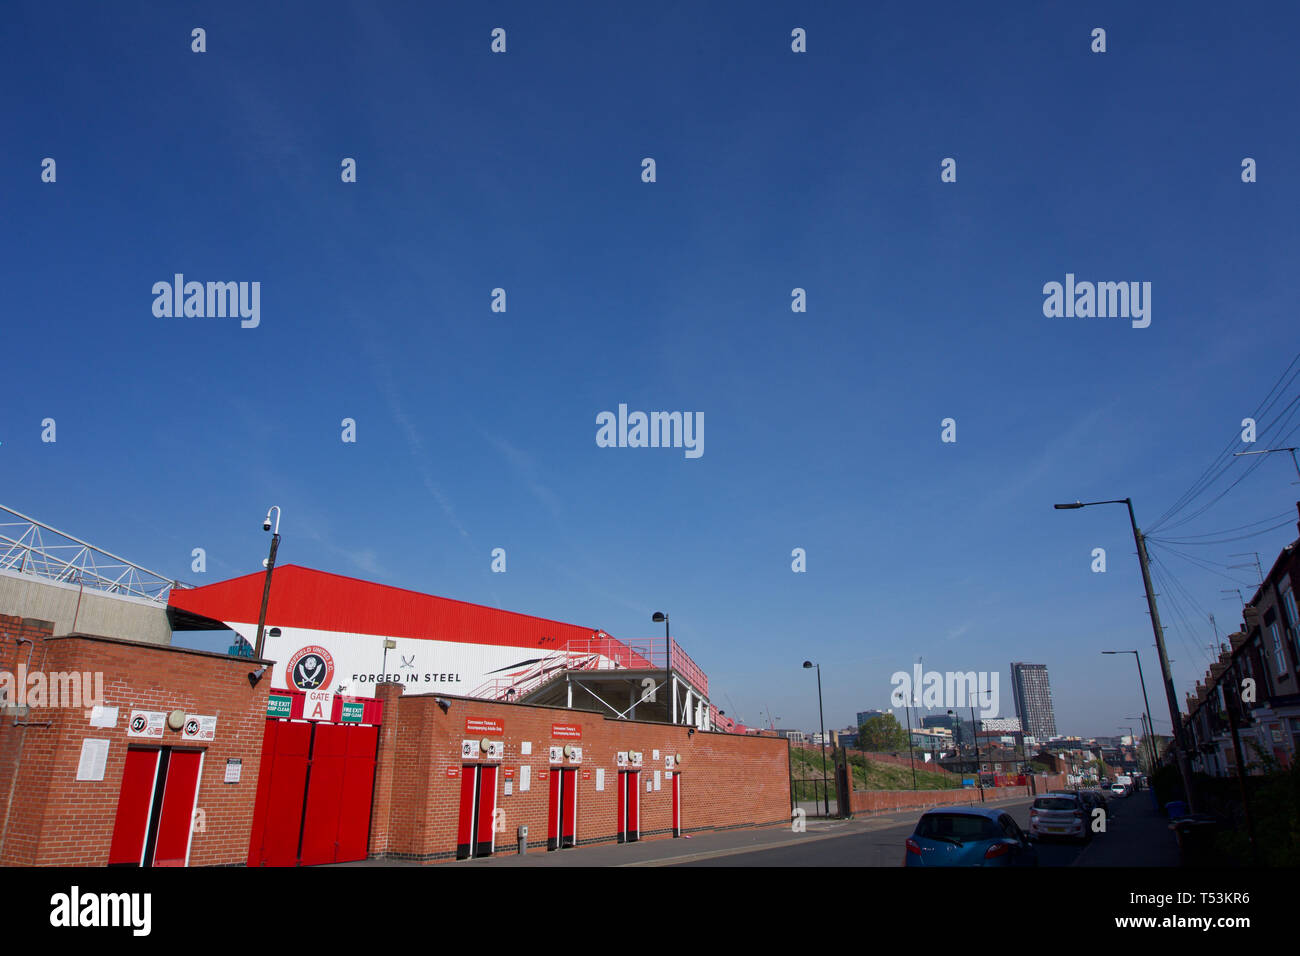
1109, 783, 1128, 797
1077, 788, 1108, 817
1029, 793, 1087, 843
904, 807, 1038, 867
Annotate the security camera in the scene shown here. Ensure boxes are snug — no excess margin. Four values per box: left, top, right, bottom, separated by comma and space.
262, 517, 272, 531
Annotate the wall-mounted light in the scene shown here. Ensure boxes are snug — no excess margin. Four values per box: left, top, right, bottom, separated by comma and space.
563, 744, 574, 758
674, 753, 683, 765
248, 667, 267, 689
436, 698, 451, 714
479, 737, 491, 753
166, 710, 186, 731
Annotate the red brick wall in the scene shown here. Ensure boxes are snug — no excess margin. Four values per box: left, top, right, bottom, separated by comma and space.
0, 629, 270, 866
369, 685, 792, 862
1029, 772, 1070, 793
850, 786, 1029, 816
0, 615, 57, 864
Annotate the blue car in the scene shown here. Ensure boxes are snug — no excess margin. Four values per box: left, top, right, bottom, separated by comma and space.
904, 806, 1039, 867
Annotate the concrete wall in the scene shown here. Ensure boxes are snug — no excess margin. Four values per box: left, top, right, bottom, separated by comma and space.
0, 570, 172, 644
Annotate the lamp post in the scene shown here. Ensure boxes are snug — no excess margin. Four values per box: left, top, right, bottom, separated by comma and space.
803, 661, 830, 817
1103, 650, 1161, 777
1233, 447, 1300, 484
652, 611, 670, 722
1054, 498, 1197, 811
969, 698, 985, 803
253, 506, 281, 659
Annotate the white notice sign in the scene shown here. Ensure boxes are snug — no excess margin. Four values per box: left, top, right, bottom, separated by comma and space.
520, 765, 531, 792
89, 706, 118, 729
182, 714, 217, 741
76, 739, 109, 781
596, 768, 605, 791
127, 710, 165, 739
224, 758, 242, 783
654, 770, 661, 791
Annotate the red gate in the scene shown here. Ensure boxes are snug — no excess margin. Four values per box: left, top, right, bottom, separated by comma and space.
247, 691, 382, 867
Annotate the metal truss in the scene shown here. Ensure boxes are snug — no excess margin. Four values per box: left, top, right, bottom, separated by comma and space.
0, 504, 190, 603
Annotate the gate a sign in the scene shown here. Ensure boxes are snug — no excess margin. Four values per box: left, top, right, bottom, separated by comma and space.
303, 690, 335, 721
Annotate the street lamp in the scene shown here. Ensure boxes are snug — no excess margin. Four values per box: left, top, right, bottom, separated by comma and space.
1233, 447, 1300, 484
652, 611, 671, 722
1103, 650, 1160, 776
1054, 498, 1197, 811
253, 506, 281, 659
803, 661, 830, 817
969, 694, 986, 803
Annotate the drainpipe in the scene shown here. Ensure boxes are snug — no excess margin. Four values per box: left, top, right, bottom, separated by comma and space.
0, 638, 47, 861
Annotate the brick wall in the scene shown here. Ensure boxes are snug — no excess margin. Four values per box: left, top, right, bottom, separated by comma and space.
0, 627, 271, 866
850, 786, 1029, 816
368, 684, 792, 862
1029, 772, 1070, 793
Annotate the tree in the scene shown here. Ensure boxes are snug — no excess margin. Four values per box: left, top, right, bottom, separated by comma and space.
859, 713, 908, 751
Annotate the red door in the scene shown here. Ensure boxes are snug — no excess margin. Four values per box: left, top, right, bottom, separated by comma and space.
474, 765, 499, 858
152, 750, 203, 866
299, 723, 379, 865
547, 769, 562, 851
560, 769, 577, 848
457, 767, 479, 860
107, 747, 202, 867
337, 724, 379, 861
672, 772, 681, 837
548, 768, 577, 850
300, 723, 348, 866
626, 770, 640, 841
618, 770, 640, 843
108, 748, 160, 865
248, 719, 378, 867
248, 720, 312, 866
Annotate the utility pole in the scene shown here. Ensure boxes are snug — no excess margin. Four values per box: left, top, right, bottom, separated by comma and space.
1132, 516, 1198, 812
1056, 499, 1198, 812
1224, 686, 1258, 864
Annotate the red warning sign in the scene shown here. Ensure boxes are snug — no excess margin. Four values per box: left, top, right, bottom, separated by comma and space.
466, 717, 505, 735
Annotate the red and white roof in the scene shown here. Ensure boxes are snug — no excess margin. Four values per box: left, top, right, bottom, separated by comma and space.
167, 565, 634, 697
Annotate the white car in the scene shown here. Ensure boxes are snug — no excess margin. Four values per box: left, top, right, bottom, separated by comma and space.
1028, 794, 1087, 843
1109, 783, 1128, 797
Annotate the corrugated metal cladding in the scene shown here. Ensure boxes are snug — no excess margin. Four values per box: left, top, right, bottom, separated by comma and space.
168, 565, 599, 650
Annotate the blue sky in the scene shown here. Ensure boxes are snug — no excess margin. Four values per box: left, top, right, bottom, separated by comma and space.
4, 1, 1299, 738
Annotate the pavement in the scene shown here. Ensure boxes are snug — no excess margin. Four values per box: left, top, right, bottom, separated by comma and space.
1071, 791, 1181, 867
340, 789, 1181, 867
456, 791, 1035, 867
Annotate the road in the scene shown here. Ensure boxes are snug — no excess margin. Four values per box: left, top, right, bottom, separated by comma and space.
673, 796, 1124, 867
